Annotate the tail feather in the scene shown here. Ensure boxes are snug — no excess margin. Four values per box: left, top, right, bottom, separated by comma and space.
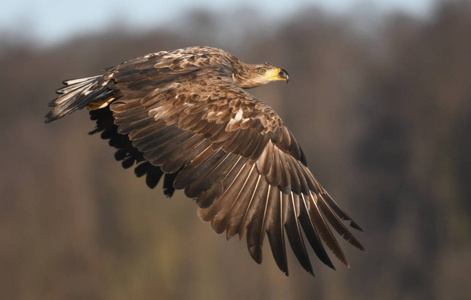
55, 76, 99, 95
45, 75, 113, 123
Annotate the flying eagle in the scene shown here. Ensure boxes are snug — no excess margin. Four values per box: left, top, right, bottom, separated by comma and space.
45, 46, 364, 276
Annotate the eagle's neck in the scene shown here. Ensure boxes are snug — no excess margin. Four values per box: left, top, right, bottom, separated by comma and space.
231, 61, 264, 89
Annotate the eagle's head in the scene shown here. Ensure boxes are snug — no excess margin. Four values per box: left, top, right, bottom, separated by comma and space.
232, 62, 289, 89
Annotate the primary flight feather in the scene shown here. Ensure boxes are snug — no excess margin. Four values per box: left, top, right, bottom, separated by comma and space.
45, 46, 364, 276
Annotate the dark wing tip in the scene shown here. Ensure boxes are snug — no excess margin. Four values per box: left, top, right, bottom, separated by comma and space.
145, 167, 163, 189
248, 246, 263, 264
163, 173, 178, 197
44, 110, 58, 124
350, 221, 364, 232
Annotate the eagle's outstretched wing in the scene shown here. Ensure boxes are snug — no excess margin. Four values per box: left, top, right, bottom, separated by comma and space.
46, 48, 364, 275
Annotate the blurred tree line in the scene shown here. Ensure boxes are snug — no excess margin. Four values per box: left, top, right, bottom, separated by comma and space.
1, 1, 470, 299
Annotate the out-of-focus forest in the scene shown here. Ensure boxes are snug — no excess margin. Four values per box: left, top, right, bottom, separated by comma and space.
1, 1, 470, 299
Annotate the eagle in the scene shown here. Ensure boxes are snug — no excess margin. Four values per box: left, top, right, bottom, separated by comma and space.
45, 46, 364, 276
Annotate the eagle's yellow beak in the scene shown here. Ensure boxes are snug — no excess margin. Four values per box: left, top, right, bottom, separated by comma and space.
264, 68, 290, 83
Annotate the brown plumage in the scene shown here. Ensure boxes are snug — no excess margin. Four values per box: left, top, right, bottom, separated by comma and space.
45, 46, 364, 276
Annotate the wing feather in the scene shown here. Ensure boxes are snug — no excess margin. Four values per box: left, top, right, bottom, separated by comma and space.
145, 131, 196, 165
308, 191, 349, 267
160, 138, 210, 173
317, 195, 365, 251
205, 160, 252, 233
238, 174, 266, 239
134, 124, 183, 152
298, 194, 336, 269
322, 192, 364, 231
197, 156, 246, 221
173, 147, 222, 190
225, 165, 258, 239
245, 180, 270, 264
284, 192, 313, 274
265, 188, 288, 275
185, 152, 233, 198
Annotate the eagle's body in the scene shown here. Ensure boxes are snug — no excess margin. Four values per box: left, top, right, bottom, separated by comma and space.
45, 46, 364, 276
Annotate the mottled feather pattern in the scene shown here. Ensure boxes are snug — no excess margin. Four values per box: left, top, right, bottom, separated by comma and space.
45, 46, 364, 276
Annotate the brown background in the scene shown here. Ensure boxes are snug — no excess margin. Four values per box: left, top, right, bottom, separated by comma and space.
1, 2, 470, 299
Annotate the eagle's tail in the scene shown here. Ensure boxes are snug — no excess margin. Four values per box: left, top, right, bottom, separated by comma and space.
44, 75, 114, 123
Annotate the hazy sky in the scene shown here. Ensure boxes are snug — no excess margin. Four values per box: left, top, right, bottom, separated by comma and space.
2, 0, 434, 46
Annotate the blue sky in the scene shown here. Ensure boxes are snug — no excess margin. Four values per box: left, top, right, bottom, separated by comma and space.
2, 0, 434, 46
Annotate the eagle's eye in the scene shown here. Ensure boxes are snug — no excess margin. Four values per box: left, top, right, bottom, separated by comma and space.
258, 68, 267, 75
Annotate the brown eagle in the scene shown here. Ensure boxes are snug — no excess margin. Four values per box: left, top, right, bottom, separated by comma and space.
45, 46, 364, 276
